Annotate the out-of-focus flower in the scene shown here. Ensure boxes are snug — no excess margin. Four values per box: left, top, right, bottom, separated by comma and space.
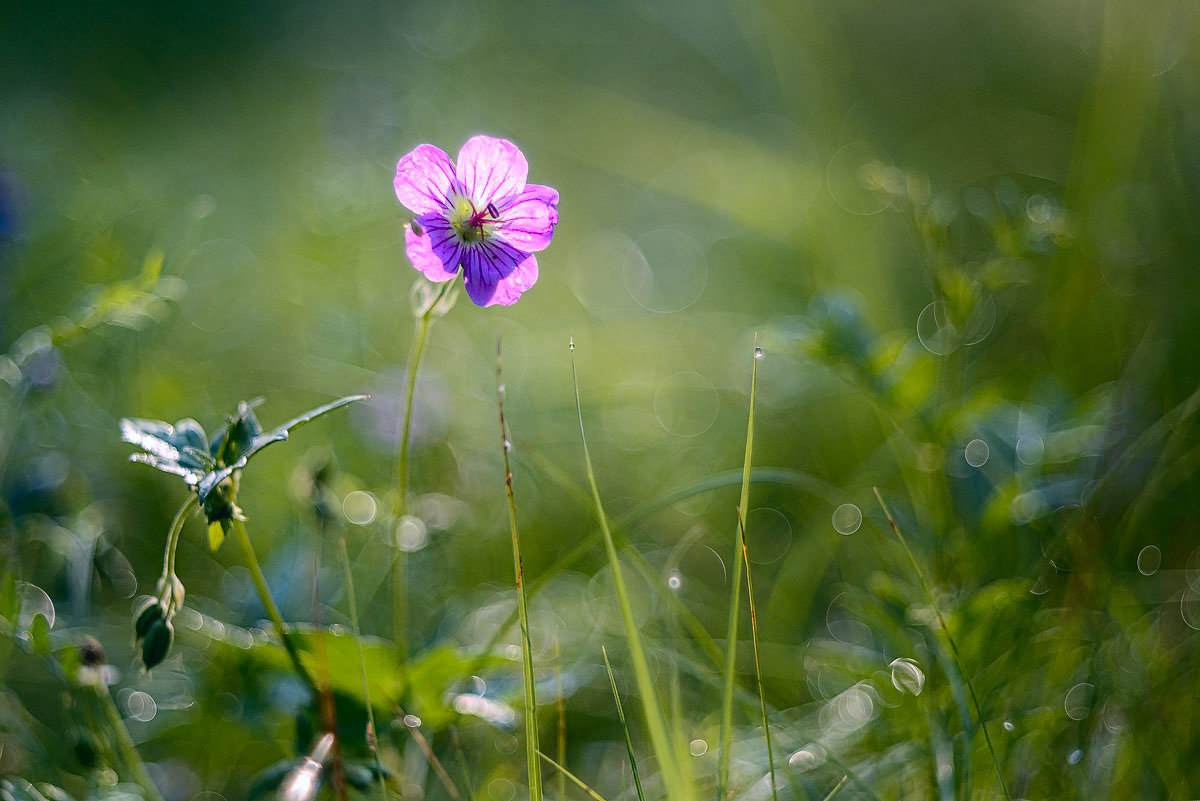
394, 135, 558, 307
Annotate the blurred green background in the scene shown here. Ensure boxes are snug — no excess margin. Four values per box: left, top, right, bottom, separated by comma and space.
2, 0, 1199, 799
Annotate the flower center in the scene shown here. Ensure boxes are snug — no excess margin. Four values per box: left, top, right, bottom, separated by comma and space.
448, 195, 497, 244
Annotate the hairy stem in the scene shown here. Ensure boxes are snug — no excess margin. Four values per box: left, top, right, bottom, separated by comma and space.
161, 494, 197, 582
391, 277, 456, 654
231, 516, 315, 690
92, 682, 166, 801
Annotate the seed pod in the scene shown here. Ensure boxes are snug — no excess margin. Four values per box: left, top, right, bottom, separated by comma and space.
133, 598, 165, 641
141, 619, 174, 670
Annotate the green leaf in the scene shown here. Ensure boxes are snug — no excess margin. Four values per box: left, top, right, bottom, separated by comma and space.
0, 573, 16, 626
29, 613, 50, 655
207, 521, 226, 551
196, 395, 368, 505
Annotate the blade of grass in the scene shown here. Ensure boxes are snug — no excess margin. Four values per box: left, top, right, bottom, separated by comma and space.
602, 646, 647, 801
498, 337, 543, 801
537, 750, 611, 801
339, 537, 388, 801
554, 639, 568, 801
872, 488, 1010, 801
570, 340, 685, 801
735, 506, 777, 801
449, 725, 474, 797
394, 705, 464, 801
820, 776, 848, 801
717, 337, 760, 801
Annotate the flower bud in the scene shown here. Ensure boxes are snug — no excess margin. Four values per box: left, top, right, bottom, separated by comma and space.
141, 619, 174, 670
133, 598, 165, 641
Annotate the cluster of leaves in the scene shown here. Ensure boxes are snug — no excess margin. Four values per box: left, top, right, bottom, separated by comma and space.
120, 395, 366, 550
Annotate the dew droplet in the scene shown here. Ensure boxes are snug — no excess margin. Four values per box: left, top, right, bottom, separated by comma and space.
754, 346, 763, 359
1068, 748, 1083, 765
1137, 545, 1161, 576
689, 738, 708, 756
667, 571, 682, 590
832, 503, 862, 535
1003, 720, 1015, 732
568, 337, 575, 351
403, 714, 422, 728
964, 438, 990, 468
889, 657, 925, 696
503, 439, 512, 452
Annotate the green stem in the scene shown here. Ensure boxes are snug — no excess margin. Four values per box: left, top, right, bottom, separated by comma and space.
161, 494, 197, 583
231, 516, 315, 691
339, 537, 388, 801
872, 488, 1010, 801
391, 277, 456, 654
497, 338, 543, 801
92, 683, 166, 801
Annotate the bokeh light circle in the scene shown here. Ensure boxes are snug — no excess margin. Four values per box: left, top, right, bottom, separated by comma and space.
653, 371, 719, 437
623, 230, 708, 313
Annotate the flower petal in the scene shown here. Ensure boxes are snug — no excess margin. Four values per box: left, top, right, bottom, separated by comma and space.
457, 135, 528, 208
394, 144, 456, 215
405, 214, 462, 281
461, 239, 538, 306
495, 184, 559, 252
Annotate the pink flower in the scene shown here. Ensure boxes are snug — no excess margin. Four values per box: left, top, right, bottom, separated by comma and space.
394, 136, 559, 307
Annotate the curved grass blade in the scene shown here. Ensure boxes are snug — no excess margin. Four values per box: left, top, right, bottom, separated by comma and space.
602, 646, 646, 801
735, 506, 777, 801
717, 338, 760, 801
537, 750, 611, 801
570, 341, 684, 801
872, 488, 1010, 801
498, 338, 543, 801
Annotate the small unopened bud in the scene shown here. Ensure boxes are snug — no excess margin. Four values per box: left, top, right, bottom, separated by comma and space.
141, 619, 174, 670
134, 598, 165, 641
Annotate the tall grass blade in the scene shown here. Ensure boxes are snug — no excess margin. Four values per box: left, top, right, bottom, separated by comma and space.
570, 340, 685, 801
602, 646, 647, 801
872, 487, 1010, 801
555, 639, 568, 801
537, 750, 611, 801
498, 337, 543, 801
339, 537, 388, 801
717, 337, 760, 801
735, 506, 777, 801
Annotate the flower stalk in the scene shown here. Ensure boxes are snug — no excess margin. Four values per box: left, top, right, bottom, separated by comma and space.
230, 515, 315, 691
391, 275, 457, 655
